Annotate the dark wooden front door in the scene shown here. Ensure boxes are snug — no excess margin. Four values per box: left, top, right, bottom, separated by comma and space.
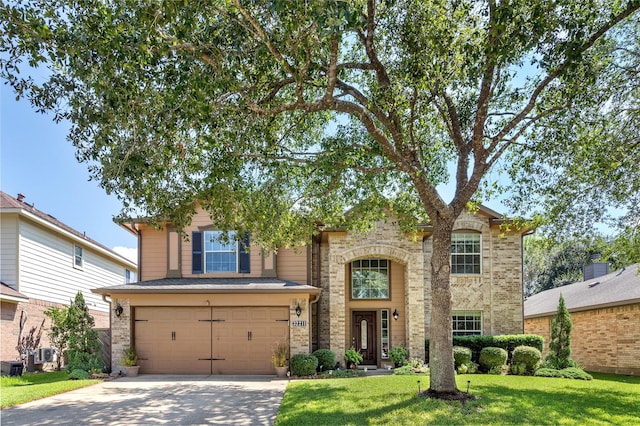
352, 311, 377, 365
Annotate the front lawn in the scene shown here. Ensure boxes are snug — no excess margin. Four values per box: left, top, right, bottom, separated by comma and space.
275, 373, 640, 425
1, 371, 101, 408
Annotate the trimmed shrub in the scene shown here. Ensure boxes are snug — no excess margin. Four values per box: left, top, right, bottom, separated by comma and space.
69, 369, 90, 380
479, 347, 508, 372
312, 349, 336, 371
510, 363, 527, 375
389, 346, 408, 367
393, 365, 417, 375
452, 334, 544, 363
534, 367, 593, 380
512, 345, 542, 373
290, 354, 318, 376
453, 346, 472, 368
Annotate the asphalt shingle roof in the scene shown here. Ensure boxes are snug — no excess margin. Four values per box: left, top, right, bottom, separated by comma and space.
92, 277, 321, 295
524, 263, 640, 318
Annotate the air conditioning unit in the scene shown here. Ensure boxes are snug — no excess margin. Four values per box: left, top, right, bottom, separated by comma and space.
38, 348, 55, 363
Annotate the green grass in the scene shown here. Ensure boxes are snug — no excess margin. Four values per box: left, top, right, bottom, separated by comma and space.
1, 371, 101, 408
275, 373, 640, 425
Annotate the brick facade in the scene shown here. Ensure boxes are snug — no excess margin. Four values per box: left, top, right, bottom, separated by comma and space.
1, 298, 108, 365
525, 303, 640, 376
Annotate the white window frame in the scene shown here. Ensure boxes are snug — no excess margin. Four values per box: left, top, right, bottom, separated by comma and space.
125, 269, 134, 283
204, 231, 238, 273
351, 258, 390, 299
381, 309, 389, 359
73, 245, 84, 269
452, 311, 482, 336
451, 233, 481, 274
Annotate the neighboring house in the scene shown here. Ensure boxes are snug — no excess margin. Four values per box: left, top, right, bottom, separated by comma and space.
524, 263, 640, 376
0, 191, 138, 364
93, 204, 528, 375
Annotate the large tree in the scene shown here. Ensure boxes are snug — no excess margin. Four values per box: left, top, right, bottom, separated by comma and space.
2, 1, 638, 395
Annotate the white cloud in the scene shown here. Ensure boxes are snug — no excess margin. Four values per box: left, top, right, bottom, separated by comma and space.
112, 246, 138, 263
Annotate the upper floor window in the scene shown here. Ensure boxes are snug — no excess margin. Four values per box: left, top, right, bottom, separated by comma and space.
351, 258, 389, 299
204, 231, 237, 273
125, 269, 135, 283
451, 233, 481, 274
73, 245, 84, 269
452, 311, 482, 336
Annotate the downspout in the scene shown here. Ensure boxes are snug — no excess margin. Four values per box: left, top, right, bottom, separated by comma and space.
102, 294, 113, 373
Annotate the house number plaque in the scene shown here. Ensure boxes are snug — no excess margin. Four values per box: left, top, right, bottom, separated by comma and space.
292, 320, 307, 327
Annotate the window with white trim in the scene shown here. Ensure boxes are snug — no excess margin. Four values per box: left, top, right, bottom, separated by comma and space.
452, 311, 482, 336
204, 231, 238, 273
125, 269, 135, 283
73, 245, 83, 269
451, 233, 481, 274
351, 259, 389, 299
381, 309, 389, 359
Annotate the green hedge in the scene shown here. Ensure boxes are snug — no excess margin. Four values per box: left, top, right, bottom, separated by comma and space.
479, 347, 508, 371
290, 354, 318, 376
453, 346, 472, 368
449, 334, 543, 363
312, 349, 336, 371
512, 345, 542, 372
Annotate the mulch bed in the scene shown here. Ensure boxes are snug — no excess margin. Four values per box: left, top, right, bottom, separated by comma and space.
420, 389, 477, 403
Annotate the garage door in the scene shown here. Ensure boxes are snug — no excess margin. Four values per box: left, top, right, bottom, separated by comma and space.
135, 307, 289, 374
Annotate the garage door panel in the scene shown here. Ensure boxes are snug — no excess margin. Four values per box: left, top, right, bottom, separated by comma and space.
135, 306, 289, 374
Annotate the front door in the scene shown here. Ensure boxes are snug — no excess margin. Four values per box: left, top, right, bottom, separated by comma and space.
352, 311, 377, 365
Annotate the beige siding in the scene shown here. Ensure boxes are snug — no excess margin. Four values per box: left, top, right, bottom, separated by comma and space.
139, 225, 167, 281
276, 247, 308, 284
18, 219, 125, 312
0, 213, 18, 288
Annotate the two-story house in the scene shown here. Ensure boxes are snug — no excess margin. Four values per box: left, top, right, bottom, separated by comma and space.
0, 191, 138, 364
94, 204, 527, 375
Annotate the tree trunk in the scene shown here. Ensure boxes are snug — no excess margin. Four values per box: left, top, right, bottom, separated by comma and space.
428, 219, 458, 394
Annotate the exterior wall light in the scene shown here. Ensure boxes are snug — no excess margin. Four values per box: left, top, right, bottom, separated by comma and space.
295, 303, 302, 317
393, 309, 399, 321
115, 304, 124, 318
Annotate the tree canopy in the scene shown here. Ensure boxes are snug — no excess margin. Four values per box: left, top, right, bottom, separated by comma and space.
2, 0, 638, 395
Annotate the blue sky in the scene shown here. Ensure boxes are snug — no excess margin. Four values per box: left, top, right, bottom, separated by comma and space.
1, 86, 138, 261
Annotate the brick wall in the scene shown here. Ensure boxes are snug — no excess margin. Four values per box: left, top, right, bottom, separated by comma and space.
1, 298, 108, 363
524, 303, 640, 376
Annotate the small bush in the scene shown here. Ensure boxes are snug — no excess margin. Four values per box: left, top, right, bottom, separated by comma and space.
510, 363, 527, 375
457, 364, 468, 374
389, 346, 408, 367
534, 367, 593, 380
344, 348, 363, 367
479, 347, 508, 372
320, 369, 365, 378
290, 354, 318, 376
409, 358, 424, 369
466, 361, 479, 373
453, 346, 472, 368
312, 349, 336, 371
68, 369, 89, 380
512, 345, 541, 373
393, 365, 418, 375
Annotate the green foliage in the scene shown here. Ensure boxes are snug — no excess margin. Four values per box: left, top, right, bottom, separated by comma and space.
312, 349, 336, 371
389, 346, 408, 367
3, 0, 638, 394
534, 367, 593, 380
452, 334, 544, 363
120, 346, 138, 367
510, 363, 527, 376
511, 346, 542, 373
479, 347, 508, 372
68, 369, 90, 380
63, 292, 103, 373
409, 358, 424, 369
44, 306, 69, 370
453, 346, 472, 368
1, 372, 101, 408
393, 365, 418, 375
290, 354, 318, 377
319, 369, 365, 379
343, 348, 363, 366
544, 294, 575, 369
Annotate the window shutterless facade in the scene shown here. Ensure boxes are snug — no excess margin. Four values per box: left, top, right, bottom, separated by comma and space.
381, 309, 389, 359
351, 258, 389, 299
73, 245, 83, 269
452, 311, 482, 336
451, 233, 481, 274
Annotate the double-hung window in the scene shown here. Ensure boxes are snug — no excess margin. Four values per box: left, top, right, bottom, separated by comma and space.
452, 311, 482, 336
351, 258, 389, 299
451, 233, 481, 274
73, 245, 84, 269
204, 231, 238, 273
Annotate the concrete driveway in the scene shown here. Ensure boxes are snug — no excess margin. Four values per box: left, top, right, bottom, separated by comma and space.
1, 375, 289, 425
